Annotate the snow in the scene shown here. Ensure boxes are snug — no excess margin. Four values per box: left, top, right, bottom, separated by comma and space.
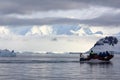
90, 36, 120, 53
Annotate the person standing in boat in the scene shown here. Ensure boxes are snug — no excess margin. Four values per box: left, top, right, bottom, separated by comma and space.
89, 50, 95, 58
90, 50, 94, 55
80, 53, 85, 61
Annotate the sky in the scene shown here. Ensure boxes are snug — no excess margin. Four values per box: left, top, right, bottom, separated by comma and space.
0, 0, 120, 52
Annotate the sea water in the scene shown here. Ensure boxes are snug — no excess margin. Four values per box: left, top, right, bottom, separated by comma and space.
0, 53, 120, 80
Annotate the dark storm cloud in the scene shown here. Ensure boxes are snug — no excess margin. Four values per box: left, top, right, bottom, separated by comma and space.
0, 0, 89, 15
1, 13, 120, 26
0, 0, 120, 26
0, 0, 120, 15
77, 0, 120, 9
80, 13, 120, 26
0, 17, 80, 26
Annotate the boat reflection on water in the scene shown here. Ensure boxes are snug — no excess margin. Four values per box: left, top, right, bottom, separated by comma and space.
80, 61, 113, 68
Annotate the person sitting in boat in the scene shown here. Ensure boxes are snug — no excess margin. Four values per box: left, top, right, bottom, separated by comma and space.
99, 52, 102, 57
103, 52, 107, 57
11, 50, 14, 53
98, 51, 110, 59
106, 51, 110, 56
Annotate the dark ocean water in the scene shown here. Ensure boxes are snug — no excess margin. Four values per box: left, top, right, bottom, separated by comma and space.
0, 54, 120, 80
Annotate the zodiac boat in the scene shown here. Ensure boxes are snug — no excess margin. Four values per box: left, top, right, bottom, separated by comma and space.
80, 53, 114, 63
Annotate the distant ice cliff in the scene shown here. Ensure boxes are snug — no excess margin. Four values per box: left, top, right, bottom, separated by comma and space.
0, 49, 16, 57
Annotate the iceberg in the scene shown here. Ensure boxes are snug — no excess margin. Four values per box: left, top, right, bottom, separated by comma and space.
0, 49, 16, 57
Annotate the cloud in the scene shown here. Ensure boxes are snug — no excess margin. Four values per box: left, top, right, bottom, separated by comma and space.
0, 0, 90, 15
77, 0, 120, 9
0, 25, 119, 52
0, 0, 120, 52
0, 26, 16, 40
0, 0, 120, 15
0, 26, 10, 35
0, 35, 100, 52
26, 25, 53, 36
0, 0, 119, 27
0, 17, 80, 26
7, 6, 109, 19
0, 16, 120, 27
0, 25, 119, 37
0, 26, 99, 52
90, 27, 120, 36
80, 13, 120, 26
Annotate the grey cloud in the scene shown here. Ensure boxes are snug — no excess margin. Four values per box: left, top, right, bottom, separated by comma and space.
0, 17, 80, 26
77, 0, 120, 9
1, 0, 120, 15
0, 0, 89, 15
1, 14, 120, 26
0, 0, 120, 27
80, 13, 120, 26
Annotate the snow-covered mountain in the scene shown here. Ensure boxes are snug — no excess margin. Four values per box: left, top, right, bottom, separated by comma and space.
70, 27, 103, 36
26, 25, 103, 36
89, 36, 120, 53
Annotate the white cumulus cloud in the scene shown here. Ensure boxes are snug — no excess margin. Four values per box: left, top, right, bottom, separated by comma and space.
0, 26, 10, 35
0, 26, 15, 39
26, 25, 53, 36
